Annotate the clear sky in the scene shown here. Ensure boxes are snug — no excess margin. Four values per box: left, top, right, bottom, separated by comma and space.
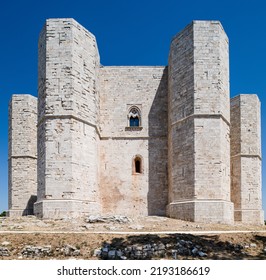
0, 0, 266, 216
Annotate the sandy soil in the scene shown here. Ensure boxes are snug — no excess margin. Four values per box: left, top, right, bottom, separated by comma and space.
0, 216, 265, 260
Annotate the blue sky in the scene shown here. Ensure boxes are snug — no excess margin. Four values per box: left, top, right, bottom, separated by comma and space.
0, 0, 266, 216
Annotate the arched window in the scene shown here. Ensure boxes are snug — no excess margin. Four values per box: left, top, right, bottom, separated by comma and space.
133, 155, 143, 174
128, 106, 141, 127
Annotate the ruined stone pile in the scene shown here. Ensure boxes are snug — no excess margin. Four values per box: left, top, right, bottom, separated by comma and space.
21, 245, 52, 257
86, 215, 131, 224
0, 247, 10, 257
94, 238, 209, 260
20, 244, 80, 258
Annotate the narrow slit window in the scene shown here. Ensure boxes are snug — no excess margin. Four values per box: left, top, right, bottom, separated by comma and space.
133, 155, 143, 174
135, 158, 141, 173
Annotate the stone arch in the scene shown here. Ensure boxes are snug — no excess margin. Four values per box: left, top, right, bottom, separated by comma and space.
128, 106, 141, 127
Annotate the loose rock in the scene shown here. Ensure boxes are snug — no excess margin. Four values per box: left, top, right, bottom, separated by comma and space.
0, 247, 10, 257
21, 245, 52, 258
62, 245, 80, 256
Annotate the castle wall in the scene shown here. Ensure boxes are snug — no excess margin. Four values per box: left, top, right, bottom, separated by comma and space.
230, 95, 264, 224
7, 18, 263, 224
35, 18, 101, 218
168, 21, 234, 224
8, 95, 37, 216
168, 23, 195, 216
99, 67, 168, 217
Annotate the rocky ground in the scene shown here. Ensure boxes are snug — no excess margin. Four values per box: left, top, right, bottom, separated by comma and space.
0, 215, 265, 260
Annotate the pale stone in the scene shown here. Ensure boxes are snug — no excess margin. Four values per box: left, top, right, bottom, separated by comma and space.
230, 95, 264, 225
7, 18, 263, 225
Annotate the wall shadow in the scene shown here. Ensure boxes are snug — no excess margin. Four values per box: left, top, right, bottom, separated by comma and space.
147, 67, 168, 216
100, 233, 266, 260
23, 195, 37, 215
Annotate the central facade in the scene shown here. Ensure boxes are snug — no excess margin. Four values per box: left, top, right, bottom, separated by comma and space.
8, 18, 264, 225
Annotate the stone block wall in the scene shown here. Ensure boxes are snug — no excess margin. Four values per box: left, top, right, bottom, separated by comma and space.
8, 95, 37, 216
230, 95, 264, 224
168, 21, 234, 224
168, 22, 195, 210
7, 18, 263, 224
35, 18, 101, 218
99, 67, 168, 217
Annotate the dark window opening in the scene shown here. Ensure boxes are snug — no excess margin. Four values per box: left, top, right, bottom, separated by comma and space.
135, 158, 141, 173
128, 106, 141, 127
130, 116, 140, 127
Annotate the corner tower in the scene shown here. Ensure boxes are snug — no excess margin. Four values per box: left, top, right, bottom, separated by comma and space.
230, 95, 264, 225
8, 94, 37, 216
168, 21, 234, 224
34, 18, 101, 218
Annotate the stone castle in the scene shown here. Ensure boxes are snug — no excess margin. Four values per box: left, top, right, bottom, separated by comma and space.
8, 18, 264, 225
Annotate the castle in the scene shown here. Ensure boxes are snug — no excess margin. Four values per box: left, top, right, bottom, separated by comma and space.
8, 18, 264, 225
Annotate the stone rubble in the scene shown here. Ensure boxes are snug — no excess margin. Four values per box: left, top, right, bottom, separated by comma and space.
86, 215, 131, 224
18, 244, 80, 258
61, 244, 80, 257
21, 245, 52, 258
0, 247, 10, 257
96, 238, 209, 260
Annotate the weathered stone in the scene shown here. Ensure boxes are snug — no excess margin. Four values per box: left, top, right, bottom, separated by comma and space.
86, 215, 130, 224
8, 94, 37, 217
0, 247, 10, 256
8, 18, 263, 226
192, 248, 198, 255
167, 21, 234, 224
108, 250, 116, 259
231, 95, 264, 225
62, 245, 80, 256
93, 248, 101, 257
198, 251, 207, 257
21, 245, 52, 257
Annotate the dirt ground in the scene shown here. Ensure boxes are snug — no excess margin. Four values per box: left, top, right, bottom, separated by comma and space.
0, 216, 265, 260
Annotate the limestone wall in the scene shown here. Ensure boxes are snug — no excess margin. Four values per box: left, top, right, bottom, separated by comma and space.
99, 67, 168, 217
35, 18, 101, 218
7, 18, 263, 224
168, 21, 234, 224
168, 22, 194, 210
230, 95, 264, 225
8, 95, 37, 216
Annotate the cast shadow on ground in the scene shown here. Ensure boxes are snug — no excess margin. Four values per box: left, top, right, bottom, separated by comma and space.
100, 233, 266, 260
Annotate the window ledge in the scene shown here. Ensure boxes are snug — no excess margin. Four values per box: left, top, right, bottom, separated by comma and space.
125, 126, 143, 131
